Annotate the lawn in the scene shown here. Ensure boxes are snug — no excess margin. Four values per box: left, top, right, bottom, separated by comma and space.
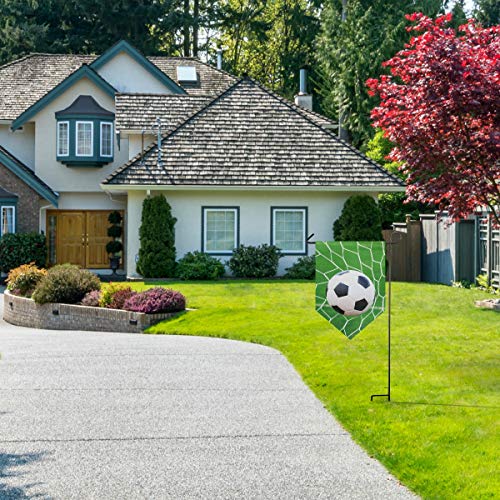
135, 280, 499, 499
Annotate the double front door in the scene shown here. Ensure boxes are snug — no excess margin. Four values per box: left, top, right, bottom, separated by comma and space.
47, 210, 124, 269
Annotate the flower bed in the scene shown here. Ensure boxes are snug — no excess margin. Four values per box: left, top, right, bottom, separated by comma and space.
3, 290, 183, 333
3, 264, 187, 332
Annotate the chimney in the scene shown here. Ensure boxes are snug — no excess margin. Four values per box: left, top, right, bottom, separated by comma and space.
216, 49, 223, 70
294, 67, 313, 111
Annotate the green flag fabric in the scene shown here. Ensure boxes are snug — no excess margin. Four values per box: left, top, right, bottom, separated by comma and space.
315, 241, 386, 339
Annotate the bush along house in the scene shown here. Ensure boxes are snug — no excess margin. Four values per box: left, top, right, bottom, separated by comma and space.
0, 40, 403, 277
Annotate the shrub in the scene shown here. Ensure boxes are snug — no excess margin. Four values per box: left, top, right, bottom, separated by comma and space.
6, 263, 47, 297
176, 251, 225, 280
284, 255, 315, 280
81, 290, 101, 307
99, 282, 130, 308
108, 287, 137, 309
333, 195, 383, 241
32, 264, 101, 305
228, 244, 281, 278
106, 211, 123, 257
137, 196, 177, 278
123, 287, 185, 314
0, 232, 47, 273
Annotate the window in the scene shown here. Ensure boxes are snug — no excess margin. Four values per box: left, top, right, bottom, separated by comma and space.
202, 207, 239, 254
76, 121, 93, 156
1, 206, 15, 235
57, 121, 69, 156
100, 122, 113, 157
271, 207, 307, 254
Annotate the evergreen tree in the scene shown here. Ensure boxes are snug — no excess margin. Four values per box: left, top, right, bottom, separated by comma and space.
219, 0, 321, 99
137, 195, 177, 278
316, 0, 446, 148
473, 0, 500, 26
333, 195, 383, 241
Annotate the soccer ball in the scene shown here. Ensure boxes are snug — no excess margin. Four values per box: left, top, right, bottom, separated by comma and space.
326, 270, 375, 316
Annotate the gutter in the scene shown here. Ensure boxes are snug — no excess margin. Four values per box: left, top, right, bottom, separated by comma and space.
100, 184, 405, 194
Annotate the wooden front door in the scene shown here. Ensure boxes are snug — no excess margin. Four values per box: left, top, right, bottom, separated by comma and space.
47, 210, 123, 269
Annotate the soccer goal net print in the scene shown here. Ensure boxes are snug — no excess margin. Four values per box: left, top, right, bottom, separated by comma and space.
315, 241, 386, 339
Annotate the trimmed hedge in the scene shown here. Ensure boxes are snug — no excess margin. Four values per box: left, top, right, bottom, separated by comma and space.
176, 252, 225, 280
0, 233, 47, 273
228, 244, 281, 278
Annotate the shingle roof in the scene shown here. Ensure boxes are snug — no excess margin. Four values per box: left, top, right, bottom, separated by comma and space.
0, 54, 95, 120
115, 94, 212, 133
115, 91, 336, 135
104, 78, 403, 190
150, 57, 237, 96
0, 145, 58, 203
0, 53, 236, 120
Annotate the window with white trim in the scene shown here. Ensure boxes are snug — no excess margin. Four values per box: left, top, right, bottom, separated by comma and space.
203, 207, 238, 254
1, 206, 15, 235
57, 121, 69, 156
76, 121, 93, 156
272, 208, 306, 254
100, 122, 113, 157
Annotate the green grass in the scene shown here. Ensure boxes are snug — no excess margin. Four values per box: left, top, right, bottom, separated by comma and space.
135, 280, 499, 499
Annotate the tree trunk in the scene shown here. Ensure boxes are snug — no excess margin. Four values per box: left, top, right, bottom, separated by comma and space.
192, 0, 199, 57
338, 0, 349, 141
183, 0, 191, 57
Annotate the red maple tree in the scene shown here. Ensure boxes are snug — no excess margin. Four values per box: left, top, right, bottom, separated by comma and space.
367, 13, 500, 223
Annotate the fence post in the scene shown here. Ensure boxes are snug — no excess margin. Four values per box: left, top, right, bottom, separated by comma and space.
487, 216, 492, 286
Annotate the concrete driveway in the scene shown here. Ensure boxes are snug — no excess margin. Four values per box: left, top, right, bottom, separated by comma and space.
0, 294, 414, 499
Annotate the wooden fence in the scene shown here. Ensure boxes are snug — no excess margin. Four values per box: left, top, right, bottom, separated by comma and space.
382, 216, 421, 282
382, 212, 498, 288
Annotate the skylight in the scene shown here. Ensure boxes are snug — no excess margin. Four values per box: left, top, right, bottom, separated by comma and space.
176, 66, 197, 82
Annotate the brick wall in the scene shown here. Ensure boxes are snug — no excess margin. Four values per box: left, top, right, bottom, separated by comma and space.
3, 291, 181, 333
0, 163, 42, 232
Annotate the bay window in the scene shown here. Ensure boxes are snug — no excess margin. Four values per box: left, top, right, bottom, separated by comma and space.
57, 121, 69, 156
76, 121, 93, 157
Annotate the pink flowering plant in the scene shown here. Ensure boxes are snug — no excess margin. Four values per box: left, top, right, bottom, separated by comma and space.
123, 287, 186, 314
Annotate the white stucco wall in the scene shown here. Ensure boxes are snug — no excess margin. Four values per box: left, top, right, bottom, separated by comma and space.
0, 123, 35, 168
125, 189, 372, 278
30, 77, 129, 193
95, 52, 173, 94
128, 134, 155, 160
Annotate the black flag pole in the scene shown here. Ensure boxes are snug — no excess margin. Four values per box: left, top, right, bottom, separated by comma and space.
371, 231, 402, 402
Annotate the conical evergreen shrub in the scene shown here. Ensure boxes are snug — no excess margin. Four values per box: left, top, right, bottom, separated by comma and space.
136, 195, 177, 278
333, 195, 383, 241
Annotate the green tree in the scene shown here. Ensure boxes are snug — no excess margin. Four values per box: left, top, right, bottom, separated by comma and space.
316, 0, 446, 148
473, 0, 499, 26
136, 195, 177, 278
365, 129, 434, 229
219, 0, 321, 99
333, 195, 383, 241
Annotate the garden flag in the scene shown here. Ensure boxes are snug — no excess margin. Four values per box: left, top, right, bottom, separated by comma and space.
315, 241, 386, 339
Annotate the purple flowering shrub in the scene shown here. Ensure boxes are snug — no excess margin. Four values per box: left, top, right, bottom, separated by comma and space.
81, 290, 101, 307
123, 287, 186, 314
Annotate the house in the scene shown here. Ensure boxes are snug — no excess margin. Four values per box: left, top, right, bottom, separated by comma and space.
0, 40, 403, 277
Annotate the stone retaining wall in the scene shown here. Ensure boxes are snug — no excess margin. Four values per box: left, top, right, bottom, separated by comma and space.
3, 291, 181, 333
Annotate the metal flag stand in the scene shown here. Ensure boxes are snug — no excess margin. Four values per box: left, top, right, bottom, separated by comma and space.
370, 231, 402, 403
307, 232, 401, 403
